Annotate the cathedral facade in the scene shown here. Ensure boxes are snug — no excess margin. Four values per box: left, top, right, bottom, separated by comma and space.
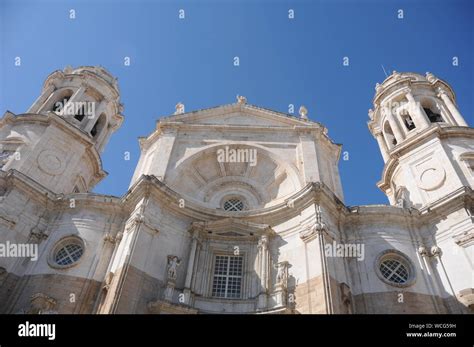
0, 66, 472, 314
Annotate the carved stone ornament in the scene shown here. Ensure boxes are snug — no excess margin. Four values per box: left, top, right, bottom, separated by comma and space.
299, 105, 308, 119
236, 95, 247, 104
417, 246, 428, 257
300, 205, 327, 242
368, 108, 374, 120
28, 293, 57, 314
167, 255, 181, 281
175, 102, 185, 115
425, 72, 436, 84
430, 246, 442, 257
275, 261, 289, 289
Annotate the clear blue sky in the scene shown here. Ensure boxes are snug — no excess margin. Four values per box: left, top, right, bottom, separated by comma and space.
1, 0, 473, 206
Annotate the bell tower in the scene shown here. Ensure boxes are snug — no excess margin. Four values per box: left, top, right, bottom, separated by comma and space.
367, 71, 473, 209
0, 66, 124, 194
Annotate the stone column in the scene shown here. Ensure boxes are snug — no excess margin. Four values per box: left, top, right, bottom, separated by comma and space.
387, 116, 404, 144
382, 106, 404, 143
257, 235, 269, 309
28, 85, 55, 113
60, 86, 86, 121
84, 100, 107, 133
374, 131, 390, 161
183, 230, 199, 305
67, 86, 86, 107
406, 91, 430, 129
437, 88, 468, 126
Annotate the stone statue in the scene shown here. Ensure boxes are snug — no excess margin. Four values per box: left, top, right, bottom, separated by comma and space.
299, 106, 308, 119
167, 255, 180, 281
236, 95, 247, 104
175, 102, 185, 115
276, 261, 289, 288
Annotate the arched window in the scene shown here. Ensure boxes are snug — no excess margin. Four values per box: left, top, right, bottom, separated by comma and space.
424, 107, 444, 123
52, 89, 73, 114
383, 121, 397, 149
399, 109, 416, 131
90, 113, 107, 138
72, 103, 86, 122
421, 98, 444, 123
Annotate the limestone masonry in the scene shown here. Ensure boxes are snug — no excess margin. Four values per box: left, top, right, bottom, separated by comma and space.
0, 67, 472, 314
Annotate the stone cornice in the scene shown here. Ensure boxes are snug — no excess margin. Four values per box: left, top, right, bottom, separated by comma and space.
136, 102, 333, 151
417, 186, 473, 216
372, 74, 455, 108
43, 69, 121, 100
123, 175, 348, 225
0, 169, 123, 213
4, 168, 470, 234
159, 103, 318, 126
189, 218, 276, 241
0, 169, 56, 205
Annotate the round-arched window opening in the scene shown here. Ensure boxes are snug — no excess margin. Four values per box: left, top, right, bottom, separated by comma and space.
375, 250, 415, 287
223, 198, 245, 211
49, 236, 85, 269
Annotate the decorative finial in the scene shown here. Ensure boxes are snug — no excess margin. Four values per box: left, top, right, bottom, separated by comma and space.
174, 102, 185, 115
430, 246, 442, 257
299, 105, 308, 120
392, 70, 401, 80
368, 108, 374, 120
418, 246, 428, 256
63, 66, 73, 74
375, 83, 382, 93
425, 72, 436, 83
236, 95, 247, 104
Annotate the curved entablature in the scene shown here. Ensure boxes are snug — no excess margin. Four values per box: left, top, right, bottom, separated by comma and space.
125, 175, 346, 225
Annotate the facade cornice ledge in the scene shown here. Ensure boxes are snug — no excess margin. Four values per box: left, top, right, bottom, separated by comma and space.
417, 186, 473, 216
190, 218, 275, 238
123, 176, 348, 224
345, 204, 420, 219
0, 169, 123, 212
0, 169, 55, 204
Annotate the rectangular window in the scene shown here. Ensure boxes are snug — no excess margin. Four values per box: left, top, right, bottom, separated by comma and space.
212, 255, 243, 299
